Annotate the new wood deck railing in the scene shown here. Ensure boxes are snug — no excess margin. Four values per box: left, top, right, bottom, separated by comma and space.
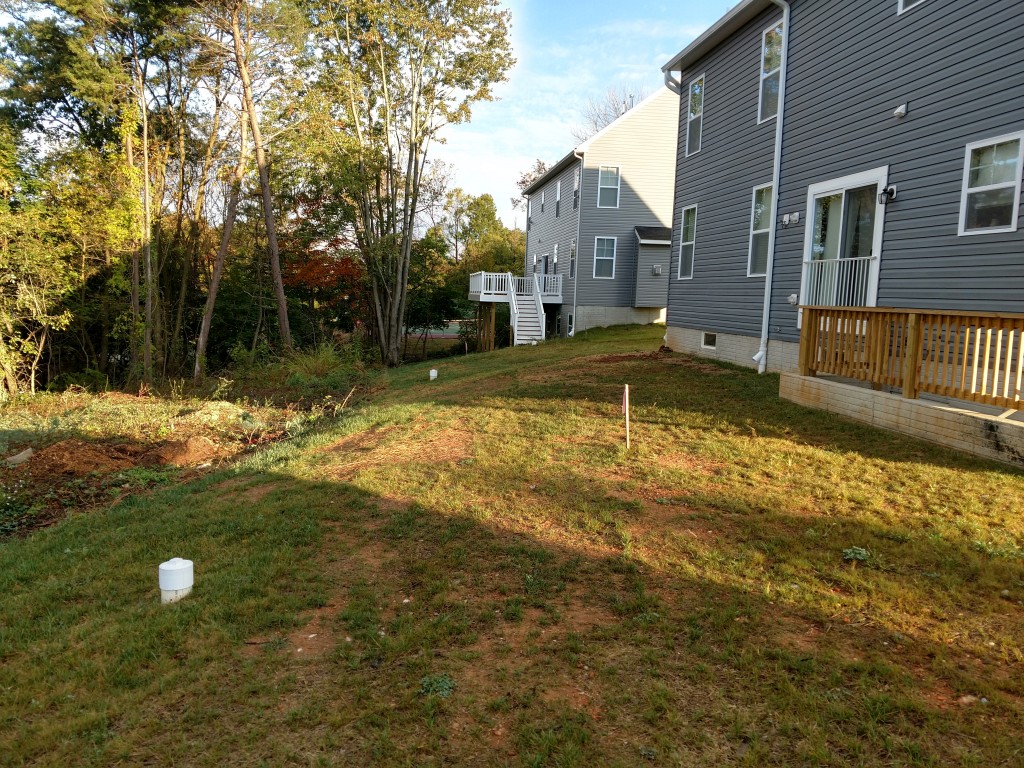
799, 306, 1024, 410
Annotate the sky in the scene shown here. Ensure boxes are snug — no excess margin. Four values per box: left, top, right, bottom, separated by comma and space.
433, 0, 736, 228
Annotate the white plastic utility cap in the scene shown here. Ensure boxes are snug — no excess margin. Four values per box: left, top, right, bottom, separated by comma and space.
429, 368, 438, 381
159, 557, 194, 604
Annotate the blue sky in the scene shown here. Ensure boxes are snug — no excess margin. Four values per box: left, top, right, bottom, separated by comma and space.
434, 0, 735, 228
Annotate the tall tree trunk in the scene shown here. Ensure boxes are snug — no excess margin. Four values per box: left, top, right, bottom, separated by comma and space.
194, 115, 248, 382
134, 47, 154, 384
230, 5, 291, 351
126, 129, 140, 374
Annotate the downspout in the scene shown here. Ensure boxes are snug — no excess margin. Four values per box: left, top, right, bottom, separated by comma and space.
569, 149, 584, 336
755, 0, 791, 373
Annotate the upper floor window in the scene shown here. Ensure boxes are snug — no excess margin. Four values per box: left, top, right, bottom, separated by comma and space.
686, 75, 704, 156
898, 0, 929, 13
959, 132, 1023, 235
573, 168, 580, 210
678, 205, 697, 279
748, 183, 773, 276
569, 239, 577, 278
556, 180, 561, 217
759, 23, 783, 123
594, 237, 616, 279
552, 244, 558, 271
540, 189, 545, 212
598, 166, 620, 208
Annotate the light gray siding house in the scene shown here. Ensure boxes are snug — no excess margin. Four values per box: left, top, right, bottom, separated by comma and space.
661, 0, 1024, 465
470, 87, 678, 342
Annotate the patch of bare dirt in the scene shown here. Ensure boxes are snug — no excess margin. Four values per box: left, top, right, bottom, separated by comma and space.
588, 349, 732, 375
25, 438, 138, 476
141, 436, 225, 468
322, 423, 474, 481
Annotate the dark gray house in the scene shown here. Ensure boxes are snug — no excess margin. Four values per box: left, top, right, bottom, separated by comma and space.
469, 87, 678, 342
663, 0, 1024, 370
661, 0, 1024, 463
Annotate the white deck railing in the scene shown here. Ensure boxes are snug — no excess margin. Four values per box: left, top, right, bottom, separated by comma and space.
470, 271, 561, 302
539, 274, 562, 296
802, 256, 875, 307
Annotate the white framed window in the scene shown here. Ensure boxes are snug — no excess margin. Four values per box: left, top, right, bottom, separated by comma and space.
552, 243, 558, 272
573, 168, 580, 210
748, 183, 773, 276
898, 0, 929, 13
678, 205, 697, 279
556, 180, 561, 217
597, 166, 620, 208
700, 332, 717, 350
593, 237, 616, 279
958, 132, 1024, 236
569, 239, 577, 278
532, 253, 539, 273
540, 189, 545, 212
686, 74, 705, 157
759, 23, 783, 123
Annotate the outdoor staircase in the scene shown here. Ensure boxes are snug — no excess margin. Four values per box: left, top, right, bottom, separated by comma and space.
511, 284, 544, 345
469, 271, 563, 346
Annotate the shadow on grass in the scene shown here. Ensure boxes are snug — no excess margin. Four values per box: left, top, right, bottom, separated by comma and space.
2, 441, 1023, 766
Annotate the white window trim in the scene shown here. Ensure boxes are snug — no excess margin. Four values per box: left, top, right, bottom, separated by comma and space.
957, 131, 1024, 237
798, 165, 889, 313
597, 166, 621, 209
686, 74, 705, 158
593, 236, 616, 279
552, 243, 558, 271
541, 189, 545, 212
556, 180, 561, 202
569, 239, 577, 279
897, 0, 930, 14
700, 332, 717, 350
747, 183, 773, 277
757, 22, 783, 125
678, 204, 697, 280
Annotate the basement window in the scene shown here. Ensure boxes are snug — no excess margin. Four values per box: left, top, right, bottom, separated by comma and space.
701, 332, 717, 350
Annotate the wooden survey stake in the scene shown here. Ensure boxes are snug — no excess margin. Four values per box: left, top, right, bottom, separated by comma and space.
622, 384, 630, 450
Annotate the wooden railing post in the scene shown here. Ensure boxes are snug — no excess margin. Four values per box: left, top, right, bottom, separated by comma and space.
799, 308, 816, 376
902, 311, 921, 399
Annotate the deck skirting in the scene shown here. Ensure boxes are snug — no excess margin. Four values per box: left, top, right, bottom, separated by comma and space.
780, 373, 1024, 467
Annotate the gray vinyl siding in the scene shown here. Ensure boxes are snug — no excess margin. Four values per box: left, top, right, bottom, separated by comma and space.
767, 0, 1024, 344
524, 161, 581, 299
634, 242, 671, 307
667, 7, 782, 338
576, 87, 679, 309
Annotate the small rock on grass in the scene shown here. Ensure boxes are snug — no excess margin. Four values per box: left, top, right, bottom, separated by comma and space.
5, 448, 33, 467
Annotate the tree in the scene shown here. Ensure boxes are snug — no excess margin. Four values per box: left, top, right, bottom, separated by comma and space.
511, 158, 547, 212
305, 0, 514, 366
569, 84, 650, 143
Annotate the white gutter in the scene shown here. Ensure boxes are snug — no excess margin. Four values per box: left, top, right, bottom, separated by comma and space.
569, 149, 583, 336
755, 0, 790, 373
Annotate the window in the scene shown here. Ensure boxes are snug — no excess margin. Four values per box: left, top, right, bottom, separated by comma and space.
898, 0, 929, 13
598, 166, 620, 208
678, 205, 697, 279
748, 184, 773, 276
567, 313, 574, 335
541, 189, 545, 212
556, 180, 561, 217
552, 244, 558, 272
573, 168, 580, 210
532, 253, 540, 273
594, 237, 616, 279
701, 332, 717, 350
686, 75, 704, 156
569, 239, 577, 278
959, 132, 1023, 235
759, 23, 783, 123
555, 313, 562, 336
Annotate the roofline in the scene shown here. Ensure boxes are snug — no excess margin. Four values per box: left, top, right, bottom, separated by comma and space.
522, 87, 675, 197
662, 0, 775, 73
522, 150, 580, 196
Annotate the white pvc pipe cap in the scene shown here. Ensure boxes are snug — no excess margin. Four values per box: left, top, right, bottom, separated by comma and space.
159, 557, 194, 591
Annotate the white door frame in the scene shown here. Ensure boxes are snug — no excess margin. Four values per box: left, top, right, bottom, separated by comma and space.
799, 165, 889, 310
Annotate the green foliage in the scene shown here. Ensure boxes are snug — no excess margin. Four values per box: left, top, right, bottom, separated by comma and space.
419, 673, 456, 698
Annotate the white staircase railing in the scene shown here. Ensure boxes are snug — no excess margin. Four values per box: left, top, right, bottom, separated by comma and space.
532, 274, 546, 341
506, 272, 520, 344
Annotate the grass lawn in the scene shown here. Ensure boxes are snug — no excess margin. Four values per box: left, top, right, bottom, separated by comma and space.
2, 325, 1023, 766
